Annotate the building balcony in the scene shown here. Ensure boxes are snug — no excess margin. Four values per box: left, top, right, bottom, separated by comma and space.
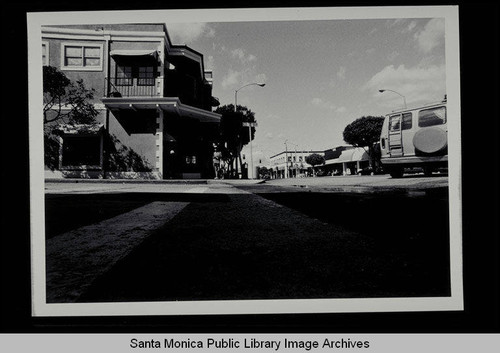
105, 77, 163, 98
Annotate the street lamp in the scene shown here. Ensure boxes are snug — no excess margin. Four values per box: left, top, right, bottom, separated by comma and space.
379, 89, 407, 109
235, 82, 266, 111
235, 82, 266, 179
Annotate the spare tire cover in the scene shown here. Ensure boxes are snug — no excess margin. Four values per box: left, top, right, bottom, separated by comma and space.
413, 127, 447, 153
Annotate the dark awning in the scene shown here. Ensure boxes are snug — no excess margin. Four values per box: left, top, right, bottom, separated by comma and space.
110, 49, 158, 60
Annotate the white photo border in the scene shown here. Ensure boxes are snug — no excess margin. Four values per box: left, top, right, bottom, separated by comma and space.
28, 6, 463, 317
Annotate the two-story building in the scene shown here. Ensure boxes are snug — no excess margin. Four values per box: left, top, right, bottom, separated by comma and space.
269, 145, 370, 178
42, 23, 221, 179
269, 150, 325, 178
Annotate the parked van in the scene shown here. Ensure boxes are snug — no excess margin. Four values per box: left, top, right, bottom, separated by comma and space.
379, 98, 448, 178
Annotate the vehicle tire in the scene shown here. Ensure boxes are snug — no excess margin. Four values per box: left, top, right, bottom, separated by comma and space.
389, 168, 403, 178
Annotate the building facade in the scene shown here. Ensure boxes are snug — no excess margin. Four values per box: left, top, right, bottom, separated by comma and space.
269, 150, 325, 178
42, 24, 221, 179
269, 146, 370, 178
323, 146, 370, 175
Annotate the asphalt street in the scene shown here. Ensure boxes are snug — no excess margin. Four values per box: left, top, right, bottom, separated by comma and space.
43, 175, 451, 303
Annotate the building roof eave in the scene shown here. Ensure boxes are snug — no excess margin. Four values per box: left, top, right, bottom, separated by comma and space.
101, 97, 221, 123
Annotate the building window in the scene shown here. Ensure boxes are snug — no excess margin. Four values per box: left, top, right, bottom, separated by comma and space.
138, 66, 155, 86
116, 66, 133, 86
185, 155, 197, 165
61, 135, 101, 167
418, 106, 446, 127
116, 65, 156, 86
61, 43, 103, 71
42, 41, 49, 66
402, 112, 412, 130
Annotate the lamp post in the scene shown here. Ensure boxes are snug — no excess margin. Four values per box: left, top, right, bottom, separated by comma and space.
235, 83, 266, 112
379, 89, 407, 109
235, 82, 266, 179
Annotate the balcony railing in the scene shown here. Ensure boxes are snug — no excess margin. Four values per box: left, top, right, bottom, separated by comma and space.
105, 77, 163, 98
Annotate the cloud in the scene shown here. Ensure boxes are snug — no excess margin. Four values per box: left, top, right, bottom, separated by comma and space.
221, 68, 267, 90
166, 23, 215, 43
363, 64, 446, 106
205, 55, 215, 71
337, 66, 346, 80
414, 18, 445, 53
407, 20, 417, 32
387, 51, 399, 62
231, 48, 257, 63
311, 98, 345, 113
221, 69, 241, 89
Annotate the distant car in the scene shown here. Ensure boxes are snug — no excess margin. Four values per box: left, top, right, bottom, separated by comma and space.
357, 166, 385, 175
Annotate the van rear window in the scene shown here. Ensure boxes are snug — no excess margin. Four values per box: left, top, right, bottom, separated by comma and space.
418, 106, 446, 127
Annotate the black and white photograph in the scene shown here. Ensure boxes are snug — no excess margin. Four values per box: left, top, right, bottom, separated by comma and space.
26, 6, 465, 318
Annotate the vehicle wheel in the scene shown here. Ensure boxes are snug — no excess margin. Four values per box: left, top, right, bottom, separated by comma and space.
389, 168, 403, 178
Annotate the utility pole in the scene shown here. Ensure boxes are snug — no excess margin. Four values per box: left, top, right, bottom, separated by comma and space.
284, 139, 288, 178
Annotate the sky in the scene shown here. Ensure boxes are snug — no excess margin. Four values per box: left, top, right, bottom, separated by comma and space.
166, 17, 446, 164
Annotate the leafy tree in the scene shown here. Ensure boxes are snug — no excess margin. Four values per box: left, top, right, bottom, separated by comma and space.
257, 166, 270, 179
214, 104, 256, 178
105, 134, 153, 172
305, 153, 325, 176
43, 66, 101, 170
43, 65, 99, 126
343, 116, 384, 166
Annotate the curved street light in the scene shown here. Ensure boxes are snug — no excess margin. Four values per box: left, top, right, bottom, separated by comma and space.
234, 82, 266, 179
235, 82, 266, 111
379, 89, 407, 109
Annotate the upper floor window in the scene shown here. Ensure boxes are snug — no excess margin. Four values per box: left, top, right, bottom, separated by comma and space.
116, 66, 133, 86
42, 41, 49, 66
115, 65, 156, 86
138, 66, 155, 86
61, 43, 103, 71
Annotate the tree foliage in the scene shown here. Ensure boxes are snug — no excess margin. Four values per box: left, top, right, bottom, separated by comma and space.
43, 65, 99, 126
305, 153, 325, 167
305, 153, 325, 176
343, 116, 384, 148
214, 104, 257, 178
105, 134, 153, 172
343, 116, 385, 167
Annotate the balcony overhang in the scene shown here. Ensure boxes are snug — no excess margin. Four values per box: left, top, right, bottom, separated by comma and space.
101, 97, 221, 123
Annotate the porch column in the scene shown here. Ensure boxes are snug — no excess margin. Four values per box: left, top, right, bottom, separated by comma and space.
155, 108, 164, 178
342, 162, 347, 176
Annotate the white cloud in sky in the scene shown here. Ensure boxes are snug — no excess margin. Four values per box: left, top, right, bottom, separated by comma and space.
311, 97, 345, 113
221, 68, 241, 89
337, 66, 346, 80
364, 64, 446, 105
231, 48, 257, 63
205, 55, 215, 71
414, 18, 445, 53
221, 68, 267, 90
166, 23, 215, 43
387, 51, 399, 62
407, 20, 417, 32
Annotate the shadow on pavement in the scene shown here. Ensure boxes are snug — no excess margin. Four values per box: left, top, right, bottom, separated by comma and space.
66, 189, 451, 303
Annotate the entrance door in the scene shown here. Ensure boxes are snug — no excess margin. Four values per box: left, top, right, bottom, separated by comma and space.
388, 114, 403, 157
